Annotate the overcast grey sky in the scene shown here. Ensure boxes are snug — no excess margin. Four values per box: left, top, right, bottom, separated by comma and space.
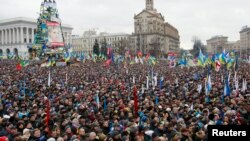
0, 0, 249, 49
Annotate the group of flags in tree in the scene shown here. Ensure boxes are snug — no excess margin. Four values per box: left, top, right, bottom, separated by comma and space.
35, 49, 158, 68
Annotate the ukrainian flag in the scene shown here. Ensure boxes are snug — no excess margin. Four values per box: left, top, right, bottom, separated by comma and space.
219, 53, 226, 64
149, 56, 156, 65
20, 60, 29, 67
205, 57, 212, 66
47, 60, 52, 67
64, 52, 70, 62
198, 49, 206, 67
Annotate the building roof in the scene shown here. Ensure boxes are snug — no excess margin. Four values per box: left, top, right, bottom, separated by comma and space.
134, 10, 164, 20
240, 26, 250, 33
165, 22, 178, 32
0, 17, 73, 29
73, 32, 130, 40
207, 35, 228, 41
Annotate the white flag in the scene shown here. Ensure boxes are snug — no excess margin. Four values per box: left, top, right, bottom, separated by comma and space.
48, 71, 51, 87
135, 56, 139, 63
241, 79, 246, 92
175, 78, 179, 86
139, 58, 143, 64
142, 84, 145, 93
235, 77, 239, 91
65, 73, 68, 84
190, 103, 194, 111
146, 76, 149, 90
197, 84, 202, 94
243, 79, 247, 91
154, 76, 157, 86
133, 76, 135, 84
228, 71, 231, 84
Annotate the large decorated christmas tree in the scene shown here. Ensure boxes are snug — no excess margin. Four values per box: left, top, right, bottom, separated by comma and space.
32, 0, 65, 60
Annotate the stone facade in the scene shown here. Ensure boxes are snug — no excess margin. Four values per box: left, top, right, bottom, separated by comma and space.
72, 32, 130, 54
0, 17, 73, 58
225, 41, 241, 52
130, 0, 180, 57
206, 36, 228, 54
240, 26, 250, 59
206, 35, 241, 55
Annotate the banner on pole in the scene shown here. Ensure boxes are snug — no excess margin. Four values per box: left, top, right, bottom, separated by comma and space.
46, 22, 64, 47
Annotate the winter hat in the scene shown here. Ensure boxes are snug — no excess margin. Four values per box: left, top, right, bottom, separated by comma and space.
23, 128, 30, 134
47, 138, 56, 141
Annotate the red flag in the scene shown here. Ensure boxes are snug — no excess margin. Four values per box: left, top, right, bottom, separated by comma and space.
133, 85, 138, 117
145, 53, 150, 61
137, 51, 142, 58
45, 99, 50, 128
215, 60, 221, 72
105, 59, 112, 67
16, 63, 22, 71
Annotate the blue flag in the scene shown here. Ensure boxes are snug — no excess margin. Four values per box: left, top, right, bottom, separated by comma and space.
155, 95, 159, 106
159, 77, 163, 90
103, 96, 107, 111
111, 53, 115, 63
224, 73, 231, 96
96, 94, 100, 108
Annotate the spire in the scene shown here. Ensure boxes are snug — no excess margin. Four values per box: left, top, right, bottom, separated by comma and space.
146, 0, 154, 10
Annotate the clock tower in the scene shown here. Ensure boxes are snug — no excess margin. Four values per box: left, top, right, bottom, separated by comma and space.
146, 0, 154, 10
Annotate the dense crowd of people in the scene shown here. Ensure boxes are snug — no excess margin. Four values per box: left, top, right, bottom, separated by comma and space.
0, 60, 249, 141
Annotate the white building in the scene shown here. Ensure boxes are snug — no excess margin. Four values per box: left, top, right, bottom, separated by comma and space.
0, 17, 73, 58
72, 31, 130, 54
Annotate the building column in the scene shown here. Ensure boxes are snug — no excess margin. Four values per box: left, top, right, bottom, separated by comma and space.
4, 29, 7, 44
7, 29, 10, 44
16, 27, 19, 43
1, 30, 3, 45
13, 28, 16, 44
26, 27, 29, 43
6, 29, 8, 44
9, 29, 12, 44
31, 28, 34, 43
20, 27, 24, 43
10, 28, 12, 44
